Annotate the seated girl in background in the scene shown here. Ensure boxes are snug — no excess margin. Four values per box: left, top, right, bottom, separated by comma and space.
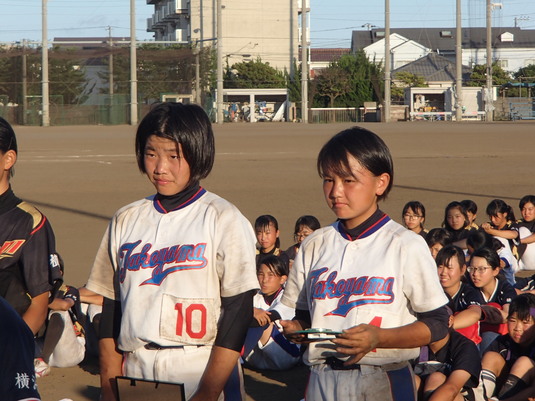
242, 255, 300, 370
468, 247, 517, 355
426, 228, 453, 259
255, 214, 289, 268
402, 201, 428, 238
467, 230, 518, 287
436, 245, 482, 345
283, 215, 321, 269
461, 199, 479, 230
443, 201, 477, 246
477, 294, 535, 400
481, 199, 520, 262
515, 195, 535, 271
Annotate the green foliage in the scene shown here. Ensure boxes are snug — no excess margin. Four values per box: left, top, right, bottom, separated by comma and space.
466, 63, 511, 87
312, 50, 383, 108
224, 58, 286, 88
514, 64, 535, 81
286, 59, 301, 102
391, 72, 427, 102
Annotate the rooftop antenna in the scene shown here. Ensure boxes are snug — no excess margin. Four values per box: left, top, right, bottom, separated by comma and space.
514, 15, 530, 28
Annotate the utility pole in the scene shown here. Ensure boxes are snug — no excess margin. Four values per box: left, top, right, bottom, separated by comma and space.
486, 0, 494, 122
22, 39, 28, 125
193, 45, 201, 104
130, 0, 138, 125
383, 0, 391, 122
455, 0, 463, 122
107, 26, 114, 96
216, 0, 223, 124
42, 0, 50, 126
301, 0, 309, 123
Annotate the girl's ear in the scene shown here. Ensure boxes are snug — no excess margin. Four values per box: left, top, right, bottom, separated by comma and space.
375, 173, 390, 196
2, 149, 17, 171
280, 275, 288, 285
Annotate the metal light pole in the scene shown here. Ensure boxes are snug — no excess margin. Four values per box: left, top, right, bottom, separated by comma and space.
22, 39, 28, 125
383, 0, 391, 123
301, 0, 309, 124
107, 26, 114, 96
485, 0, 494, 122
130, 0, 138, 125
42, 0, 50, 126
216, 0, 223, 124
455, 0, 463, 122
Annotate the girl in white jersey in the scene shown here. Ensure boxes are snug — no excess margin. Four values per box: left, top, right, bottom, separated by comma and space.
280, 127, 449, 401
86, 103, 259, 401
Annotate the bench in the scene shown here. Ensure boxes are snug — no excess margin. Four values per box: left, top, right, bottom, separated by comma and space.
509, 102, 535, 120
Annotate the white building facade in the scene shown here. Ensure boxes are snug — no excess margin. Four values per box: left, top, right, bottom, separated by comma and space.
146, 0, 305, 71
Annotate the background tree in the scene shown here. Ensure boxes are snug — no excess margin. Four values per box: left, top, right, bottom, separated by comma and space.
224, 58, 286, 88
311, 50, 383, 108
312, 64, 350, 107
466, 63, 511, 87
391, 72, 427, 103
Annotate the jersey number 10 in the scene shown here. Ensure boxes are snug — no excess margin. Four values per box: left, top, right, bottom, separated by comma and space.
175, 303, 207, 339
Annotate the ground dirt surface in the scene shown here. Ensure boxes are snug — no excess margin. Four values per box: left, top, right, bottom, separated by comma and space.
11, 120, 534, 401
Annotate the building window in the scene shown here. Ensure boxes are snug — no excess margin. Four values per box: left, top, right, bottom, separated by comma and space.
496, 59, 508, 69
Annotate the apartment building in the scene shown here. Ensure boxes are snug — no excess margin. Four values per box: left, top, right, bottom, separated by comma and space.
146, 0, 308, 72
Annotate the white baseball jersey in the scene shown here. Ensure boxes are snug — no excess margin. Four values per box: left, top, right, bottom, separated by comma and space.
86, 188, 259, 352
282, 216, 448, 366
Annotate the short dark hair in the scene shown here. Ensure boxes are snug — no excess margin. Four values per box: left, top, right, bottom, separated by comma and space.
520, 195, 535, 210
135, 103, 215, 185
442, 201, 469, 231
508, 293, 535, 321
0, 117, 17, 154
425, 228, 453, 248
402, 201, 426, 218
466, 230, 503, 253
294, 215, 321, 235
255, 215, 280, 248
469, 247, 500, 270
0, 117, 17, 178
460, 199, 478, 215
486, 199, 516, 221
257, 254, 289, 277
317, 126, 393, 201
436, 245, 466, 271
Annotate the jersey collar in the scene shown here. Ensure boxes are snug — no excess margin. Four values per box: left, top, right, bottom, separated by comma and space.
337, 209, 391, 241
153, 186, 206, 214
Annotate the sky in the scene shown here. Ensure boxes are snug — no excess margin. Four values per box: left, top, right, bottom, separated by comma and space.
0, 0, 534, 48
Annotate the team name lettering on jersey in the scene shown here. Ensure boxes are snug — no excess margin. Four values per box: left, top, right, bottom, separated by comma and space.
310, 268, 395, 316
118, 240, 208, 285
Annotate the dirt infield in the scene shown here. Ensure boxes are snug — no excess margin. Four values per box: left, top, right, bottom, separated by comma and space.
11, 120, 535, 400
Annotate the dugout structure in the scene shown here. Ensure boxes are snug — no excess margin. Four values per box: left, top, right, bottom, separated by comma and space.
219, 88, 290, 123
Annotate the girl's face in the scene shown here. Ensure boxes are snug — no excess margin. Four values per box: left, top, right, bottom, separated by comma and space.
447, 207, 466, 231
429, 243, 443, 260
490, 212, 508, 229
438, 257, 465, 293
323, 154, 390, 230
466, 211, 476, 224
256, 223, 279, 252
144, 135, 191, 196
468, 256, 499, 289
507, 312, 535, 345
295, 225, 314, 245
257, 263, 286, 296
522, 202, 535, 223
403, 207, 424, 232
